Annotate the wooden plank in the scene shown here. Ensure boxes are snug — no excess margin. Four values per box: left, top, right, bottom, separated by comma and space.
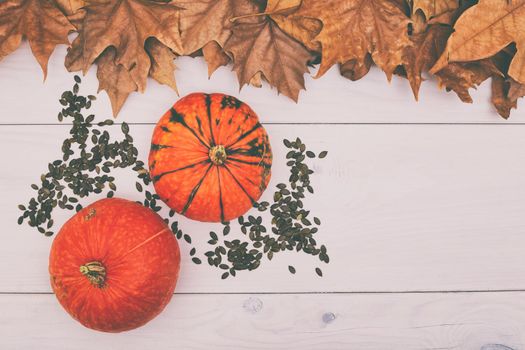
3, 124, 525, 293
0, 43, 522, 125
0, 292, 524, 349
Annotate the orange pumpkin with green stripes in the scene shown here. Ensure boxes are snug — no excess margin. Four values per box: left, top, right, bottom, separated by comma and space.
148, 93, 272, 223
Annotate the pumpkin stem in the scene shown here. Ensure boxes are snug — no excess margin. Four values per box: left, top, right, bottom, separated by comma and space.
209, 145, 227, 165
80, 261, 106, 288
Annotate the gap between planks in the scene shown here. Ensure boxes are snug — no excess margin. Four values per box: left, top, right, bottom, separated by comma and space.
2, 289, 525, 295
1, 122, 525, 126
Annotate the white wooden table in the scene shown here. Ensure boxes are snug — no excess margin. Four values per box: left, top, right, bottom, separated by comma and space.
1, 42, 525, 350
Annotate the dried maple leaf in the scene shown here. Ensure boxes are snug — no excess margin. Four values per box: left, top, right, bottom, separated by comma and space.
268, 0, 322, 53
146, 38, 178, 93
340, 56, 372, 81
55, 0, 84, 15
412, 0, 458, 19
65, 0, 183, 97
175, 0, 262, 54
96, 47, 137, 116
509, 79, 525, 101
0, 0, 74, 77
492, 76, 525, 118
401, 23, 452, 99
249, 71, 263, 87
434, 59, 501, 103
224, 17, 312, 101
202, 41, 230, 77
55, 0, 85, 29
397, 4, 461, 100
431, 0, 525, 84
174, 0, 263, 77
266, 0, 301, 14
275, 0, 412, 78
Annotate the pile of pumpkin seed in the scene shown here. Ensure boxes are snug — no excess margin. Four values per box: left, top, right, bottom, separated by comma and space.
17, 76, 329, 278
204, 138, 329, 278
17, 76, 146, 236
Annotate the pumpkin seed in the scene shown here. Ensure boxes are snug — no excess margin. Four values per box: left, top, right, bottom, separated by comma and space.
121, 122, 129, 134
19, 76, 329, 280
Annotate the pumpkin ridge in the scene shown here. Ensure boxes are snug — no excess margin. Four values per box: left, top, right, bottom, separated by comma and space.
205, 94, 217, 146
222, 165, 256, 205
228, 139, 269, 158
216, 166, 225, 223
225, 122, 262, 148
233, 170, 260, 188
169, 108, 210, 149
152, 159, 211, 182
195, 116, 205, 138
150, 93, 272, 222
181, 163, 214, 215
226, 156, 271, 168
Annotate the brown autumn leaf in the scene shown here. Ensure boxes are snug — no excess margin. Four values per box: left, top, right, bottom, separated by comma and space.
146, 38, 178, 93
55, 0, 84, 15
492, 76, 525, 118
201, 41, 230, 77
265, 0, 301, 14
396, 4, 463, 100
265, 0, 321, 51
224, 16, 312, 101
434, 59, 501, 103
96, 47, 137, 116
275, 0, 412, 78
0, 0, 74, 78
55, 0, 85, 29
174, 0, 263, 77
339, 56, 372, 82
509, 79, 525, 101
431, 0, 525, 84
401, 23, 452, 99
175, 0, 262, 55
65, 0, 183, 115
249, 71, 263, 87
268, 0, 321, 53
412, 0, 458, 19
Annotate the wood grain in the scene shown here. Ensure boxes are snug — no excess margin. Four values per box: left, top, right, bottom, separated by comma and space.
0, 43, 522, 125
1, 39, 525, 349
0, 292, 524, 349
3, 124, 525, 293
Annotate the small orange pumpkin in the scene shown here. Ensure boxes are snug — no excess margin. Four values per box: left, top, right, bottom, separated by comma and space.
149, 93, 272, 222
49, 198, 180, 332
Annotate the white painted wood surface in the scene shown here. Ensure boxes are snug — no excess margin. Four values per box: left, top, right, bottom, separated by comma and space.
1, 293, 525, 350
0, 41, 524, 349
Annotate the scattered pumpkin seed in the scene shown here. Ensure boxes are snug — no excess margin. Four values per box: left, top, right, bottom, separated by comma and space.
18, 77, 330, 280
